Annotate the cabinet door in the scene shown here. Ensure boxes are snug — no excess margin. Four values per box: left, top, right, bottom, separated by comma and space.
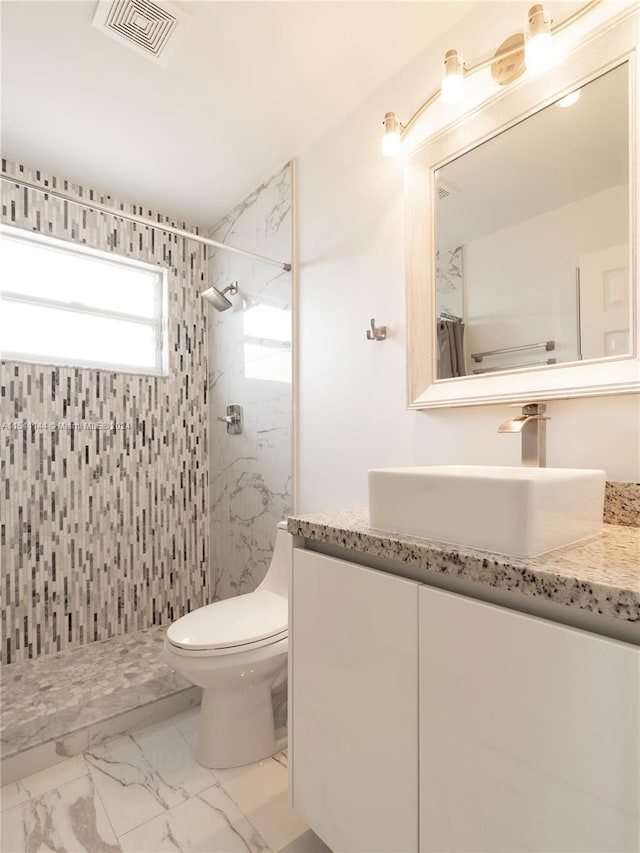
419, 586, 640, 852
291, 549, 420, 852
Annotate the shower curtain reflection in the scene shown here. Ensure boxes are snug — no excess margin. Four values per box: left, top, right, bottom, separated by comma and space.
437, 314, 465, 379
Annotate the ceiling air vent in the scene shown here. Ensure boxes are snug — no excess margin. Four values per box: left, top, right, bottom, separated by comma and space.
438, 181, 459, 201
92, 0, 190, 65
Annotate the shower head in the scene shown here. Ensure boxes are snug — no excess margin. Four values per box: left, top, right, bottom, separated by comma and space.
201, 281, 238, 312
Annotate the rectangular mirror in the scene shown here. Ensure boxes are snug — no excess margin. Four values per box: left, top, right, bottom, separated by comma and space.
406, 10, 639, 409
436, 63, 629, 378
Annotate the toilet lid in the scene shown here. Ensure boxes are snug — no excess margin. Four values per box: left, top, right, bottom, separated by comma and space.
167, 590, 288, 651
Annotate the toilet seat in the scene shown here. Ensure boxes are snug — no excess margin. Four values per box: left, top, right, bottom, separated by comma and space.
167, 589, 287, 655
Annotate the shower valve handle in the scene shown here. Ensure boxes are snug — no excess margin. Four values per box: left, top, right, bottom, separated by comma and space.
217, 404, 243, 435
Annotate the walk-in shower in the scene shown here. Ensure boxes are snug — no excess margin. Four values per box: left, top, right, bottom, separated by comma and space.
201, 281, 238, 311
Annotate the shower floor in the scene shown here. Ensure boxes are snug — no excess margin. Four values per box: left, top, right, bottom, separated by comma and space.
0, 626, 200, 785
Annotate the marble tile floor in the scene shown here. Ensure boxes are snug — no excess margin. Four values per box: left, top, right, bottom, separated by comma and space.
1, 626, 201, 784
0, 710, 329, 853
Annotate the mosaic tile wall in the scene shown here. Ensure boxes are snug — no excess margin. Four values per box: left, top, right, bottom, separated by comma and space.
208, 162, 292, 599
0, 159, 210, 663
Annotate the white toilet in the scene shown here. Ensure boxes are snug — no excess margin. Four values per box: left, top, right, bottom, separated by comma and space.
162, 521, 290, 769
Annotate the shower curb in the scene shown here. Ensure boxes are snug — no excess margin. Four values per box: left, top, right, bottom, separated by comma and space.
1, 685, 201, 786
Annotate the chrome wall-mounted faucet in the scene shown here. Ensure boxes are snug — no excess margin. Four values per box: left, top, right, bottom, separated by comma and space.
497, 402, 549, 467
217, 404, 243, 435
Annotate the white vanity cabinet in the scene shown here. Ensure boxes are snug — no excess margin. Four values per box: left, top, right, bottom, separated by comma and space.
419, 587, 639, 853
290, 547, 640, 853
289, 549, 420, 853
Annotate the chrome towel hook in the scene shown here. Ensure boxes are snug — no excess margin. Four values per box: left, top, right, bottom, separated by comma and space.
366, 318, 387, 341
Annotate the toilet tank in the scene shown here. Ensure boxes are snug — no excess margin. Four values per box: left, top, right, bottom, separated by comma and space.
257, 520, 291, 598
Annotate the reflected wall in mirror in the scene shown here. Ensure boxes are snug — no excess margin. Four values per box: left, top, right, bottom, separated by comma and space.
435, 63, 629, 380
405, 8, 639, 409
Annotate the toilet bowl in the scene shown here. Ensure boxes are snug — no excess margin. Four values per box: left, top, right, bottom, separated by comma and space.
162, 521, 291, 769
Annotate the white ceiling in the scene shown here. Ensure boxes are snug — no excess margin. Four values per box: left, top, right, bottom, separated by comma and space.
0, 0, 474, 227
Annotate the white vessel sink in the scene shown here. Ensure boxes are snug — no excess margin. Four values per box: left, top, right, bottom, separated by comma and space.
368, 466, 605, 558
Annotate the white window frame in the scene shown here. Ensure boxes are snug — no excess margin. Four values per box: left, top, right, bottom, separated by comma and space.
0, 224, 168, 376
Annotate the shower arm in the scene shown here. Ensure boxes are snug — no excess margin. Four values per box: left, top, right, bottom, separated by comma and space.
0, 173, 292, 272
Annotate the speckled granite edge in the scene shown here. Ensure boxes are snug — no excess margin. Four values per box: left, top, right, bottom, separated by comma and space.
604, 481, 640, 527
288, 509, 640, 625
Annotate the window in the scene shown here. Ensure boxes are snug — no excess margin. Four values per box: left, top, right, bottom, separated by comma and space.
0, 225, 167, 375
242, 303, 292, 383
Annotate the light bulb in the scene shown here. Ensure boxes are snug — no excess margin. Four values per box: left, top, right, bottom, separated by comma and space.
525, 32, 552, 72
441, 49, 464, 105
557, 90, 580, 108
441, 73, 464, 104
381, 111, 402, 158
525, 4, 553, 73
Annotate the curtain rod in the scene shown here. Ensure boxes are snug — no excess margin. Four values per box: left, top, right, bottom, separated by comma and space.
0, 173, 292, 272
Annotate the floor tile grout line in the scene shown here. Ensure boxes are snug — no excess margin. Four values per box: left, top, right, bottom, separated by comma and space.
213, 755, 303, 853
0, 755, 92, 813
170, 720, 204, 754
3, 716, 288, 852
168, 715, 200, 737
85, 722, 219, 841
92, 771, 168, 842
211, 769, 284, 853
0, 765, 124, 850
112, 780, 278, 852
83, 740, 172, 839
113, 779, 223, 844
90, 765, 125, 851
196, 782, 277, 853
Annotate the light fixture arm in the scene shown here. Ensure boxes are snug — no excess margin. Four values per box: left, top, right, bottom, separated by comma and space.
395, 0, 601, 141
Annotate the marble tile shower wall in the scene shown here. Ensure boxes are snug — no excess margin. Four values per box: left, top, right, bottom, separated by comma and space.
208, 163, 292, 599
0, 160, 210, 663
436, 246, 463, 318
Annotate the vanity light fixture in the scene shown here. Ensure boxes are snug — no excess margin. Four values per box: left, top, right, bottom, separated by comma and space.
381, 111, 403, 157
381, 0, 601, 157
441, 49, 465, 104
525, 3, 554, 73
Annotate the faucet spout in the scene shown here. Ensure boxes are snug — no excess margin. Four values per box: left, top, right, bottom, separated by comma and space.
497, 403, 549, 467
497, 415, 529, 433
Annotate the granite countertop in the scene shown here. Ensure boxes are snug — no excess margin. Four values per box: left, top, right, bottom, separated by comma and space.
287, 509, 640, 625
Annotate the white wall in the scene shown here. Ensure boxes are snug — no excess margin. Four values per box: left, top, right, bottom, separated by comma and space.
295, 1, 640, 513
464, 184, 629, 371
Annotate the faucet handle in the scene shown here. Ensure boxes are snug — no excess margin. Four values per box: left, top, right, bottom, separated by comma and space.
499, 402, 549, 467
218, 404, 243, 435
508, 402, 548, 417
